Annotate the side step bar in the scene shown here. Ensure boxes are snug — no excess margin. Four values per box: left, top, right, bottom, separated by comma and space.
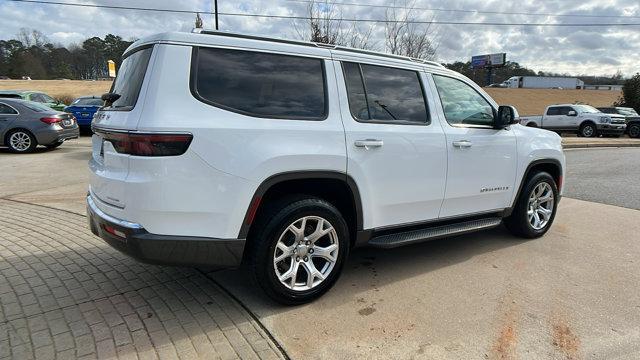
368, 217, 503, 249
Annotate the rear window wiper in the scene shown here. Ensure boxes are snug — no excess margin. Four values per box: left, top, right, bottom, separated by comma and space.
101, 93, 121, 107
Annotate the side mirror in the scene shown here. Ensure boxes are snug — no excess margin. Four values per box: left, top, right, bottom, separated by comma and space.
568, 110, 577, 117
495, 105, 520, 129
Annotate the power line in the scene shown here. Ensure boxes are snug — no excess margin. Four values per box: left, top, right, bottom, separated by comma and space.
6, 0, 640, 26
286, 0, 640, 19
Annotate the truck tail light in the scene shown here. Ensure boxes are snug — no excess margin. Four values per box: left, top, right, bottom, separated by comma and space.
99, 131, 193, 156
40, 117, 62, 124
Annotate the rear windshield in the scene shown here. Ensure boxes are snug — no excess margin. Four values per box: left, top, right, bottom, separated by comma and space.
73, 98, 103, 106
192, 47, 327, 119
105, 46, 153, 111
22, 101, 53, 112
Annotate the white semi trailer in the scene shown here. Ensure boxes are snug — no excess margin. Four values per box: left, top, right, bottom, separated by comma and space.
503, 76, 584, 89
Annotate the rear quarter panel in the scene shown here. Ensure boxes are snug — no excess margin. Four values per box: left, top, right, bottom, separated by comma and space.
122, 43, 347, 238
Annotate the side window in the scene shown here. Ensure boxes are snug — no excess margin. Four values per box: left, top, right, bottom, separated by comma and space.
546, 107, 560, 116
559, 107, 573, 116
342, 62, 428, 124
0, 103, 18, 114
193, 47, 327, 119
432, 75, 494, 126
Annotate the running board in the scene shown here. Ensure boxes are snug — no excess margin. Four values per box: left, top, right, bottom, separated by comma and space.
368, 217, 503, 249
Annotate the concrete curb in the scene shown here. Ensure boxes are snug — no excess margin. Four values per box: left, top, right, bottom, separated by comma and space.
562, 142, 640, 149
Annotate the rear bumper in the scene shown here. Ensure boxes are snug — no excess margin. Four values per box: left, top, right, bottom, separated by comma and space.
35, 126, 80, 144
86, 195, 245, 268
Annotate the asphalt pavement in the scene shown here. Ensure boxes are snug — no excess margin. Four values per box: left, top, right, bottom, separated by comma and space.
564, 147, 640, 210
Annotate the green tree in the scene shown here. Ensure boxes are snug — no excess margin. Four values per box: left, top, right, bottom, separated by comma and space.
617, 73, 640, 113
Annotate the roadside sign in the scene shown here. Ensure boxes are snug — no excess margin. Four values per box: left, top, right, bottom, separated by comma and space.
108, 60, 116, 78
471, 53, 506, 69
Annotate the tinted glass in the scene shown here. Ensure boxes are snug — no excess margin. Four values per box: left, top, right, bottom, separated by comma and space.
433, 75, 494, 126
345, 63, 427, 123
30, 94, 46, 102
106, 46, 153, 110
73, 98, 104, 106
0, 103, 17, 114
559, 107, 574, 115
194, 47, 326, 119
546, 107, 560, 116
22, 102, 51, 112
40, 93, 56, 103
342, 62, 370, 120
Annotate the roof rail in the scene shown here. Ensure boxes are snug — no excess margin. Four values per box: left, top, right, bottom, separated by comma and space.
190, 29, 444, 68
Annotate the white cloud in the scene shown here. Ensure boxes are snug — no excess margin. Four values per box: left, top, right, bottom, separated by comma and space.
1, 0, 639, 76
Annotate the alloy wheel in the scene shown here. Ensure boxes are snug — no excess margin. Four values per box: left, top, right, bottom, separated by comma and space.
273, 216, 339, 291
582, 125, 595, 137
9, 132, 32, 152
527, 182, 554, 230
630, 125, 640, 138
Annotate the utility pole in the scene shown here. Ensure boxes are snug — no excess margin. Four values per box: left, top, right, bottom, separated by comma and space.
214, 0, 219, 30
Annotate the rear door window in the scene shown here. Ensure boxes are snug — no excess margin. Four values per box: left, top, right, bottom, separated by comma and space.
342, 62, 428, 124
546, 107, 560, 116
192, 47, 327, 119
104, 46, 153, 111
0, 103, 17, 114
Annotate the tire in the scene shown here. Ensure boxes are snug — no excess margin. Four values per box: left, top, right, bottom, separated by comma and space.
6, 129, 37, 153
46, 141, 64, 149
247, 196, 349, 305
629, 124, 640, 138
504, 172, 559, 239
579, 123, 597, 138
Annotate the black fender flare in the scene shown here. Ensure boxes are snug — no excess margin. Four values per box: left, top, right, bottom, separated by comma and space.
237, 171, 363, 239
504, 159, 563, 217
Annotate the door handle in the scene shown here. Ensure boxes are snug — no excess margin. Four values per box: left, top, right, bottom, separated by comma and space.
452, 140, 472, 148
354, 139, 384, 149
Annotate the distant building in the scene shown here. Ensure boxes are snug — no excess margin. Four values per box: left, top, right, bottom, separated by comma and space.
583, 84, 623, 91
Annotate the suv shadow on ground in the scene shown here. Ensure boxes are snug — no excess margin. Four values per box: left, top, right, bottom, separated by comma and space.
210, 225, 525, 309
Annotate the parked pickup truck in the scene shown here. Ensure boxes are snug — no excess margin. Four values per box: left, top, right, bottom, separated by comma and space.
598, 107, 640, 138
519, 104, 626, 137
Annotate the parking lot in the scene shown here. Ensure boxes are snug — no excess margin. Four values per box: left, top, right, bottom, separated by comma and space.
2, 137, 640, 359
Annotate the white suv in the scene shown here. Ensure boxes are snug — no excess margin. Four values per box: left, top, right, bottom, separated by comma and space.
87, 30, 565, 304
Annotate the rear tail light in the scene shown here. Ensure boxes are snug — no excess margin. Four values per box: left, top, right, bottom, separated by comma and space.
99, 131, 193, 156
40, 117, 62, 124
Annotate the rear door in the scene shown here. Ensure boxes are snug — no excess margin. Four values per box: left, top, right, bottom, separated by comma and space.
544, 106, 578, 130
90, 45, 155, 209
0, 102, 19, 136
334, 58, 447, 229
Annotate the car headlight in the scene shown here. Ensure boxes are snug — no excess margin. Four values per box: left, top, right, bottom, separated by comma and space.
599, 116, 611, 123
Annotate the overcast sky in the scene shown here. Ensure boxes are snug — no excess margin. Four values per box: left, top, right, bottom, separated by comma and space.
1, 0, 639, 76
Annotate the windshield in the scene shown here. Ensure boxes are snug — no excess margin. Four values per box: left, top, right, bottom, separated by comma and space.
22, 101, 54, 112
40, 93, 56, 103
618, 108, 639, 116
73, 98, 103, 106
105, 46, 153, 110
574, 105, 600, 114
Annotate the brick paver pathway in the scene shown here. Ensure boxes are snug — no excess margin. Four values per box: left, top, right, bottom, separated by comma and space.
0, 200, 284, 360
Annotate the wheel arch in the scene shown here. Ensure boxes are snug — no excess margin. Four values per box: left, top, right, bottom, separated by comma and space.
505, 159, 562, 217
238, 171, 363, 247
4, 127, 36, 145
